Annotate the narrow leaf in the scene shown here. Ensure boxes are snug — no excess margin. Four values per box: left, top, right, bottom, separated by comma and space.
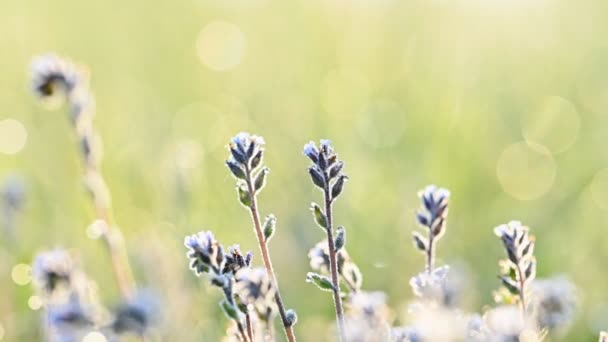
220, 300, 240, 321
306, 272, 336, 292
237, 186, 252, 207
254, 167, 269, 192
263, 214, 276, 242
310, 203, 327, 229
331, 175, 348, 199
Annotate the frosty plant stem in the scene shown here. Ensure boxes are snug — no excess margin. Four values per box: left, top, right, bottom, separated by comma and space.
226, 133, 297, 342
31, 54, 135, 299
243, 164, 296, 342
304, 140, 348, 341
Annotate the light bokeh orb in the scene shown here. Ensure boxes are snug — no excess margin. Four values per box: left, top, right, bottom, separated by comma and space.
27, 296, 43, 311
496, 142, 556, 200
522, 96, 580, 154
0, 119, 27, 155
196, 21, 246, 72
11, 263, 32, 286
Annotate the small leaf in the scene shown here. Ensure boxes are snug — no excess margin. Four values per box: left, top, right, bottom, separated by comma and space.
416, 213, 429, 227
230, 147, 247, 164
308, 166, 325, 189
237, 186, 252, 207
500, 276, 520, 295
226, 160, 246, 180
331, 175, 348, 199
306, 272, 336, 292
328, 161, 344, 179
220, 300, 240, 321
263, 214, 276, 242
524, 259, 536, 282
234, 295, 248, 314
310, 203, 327, 229
285, 309, 298, 327
334, 226, 345, 250
250, 149, 263, 170
412, 231, 428, 252
254, 167, 269, 192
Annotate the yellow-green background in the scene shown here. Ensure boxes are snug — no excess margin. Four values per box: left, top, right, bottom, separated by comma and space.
1, 0, 607, 340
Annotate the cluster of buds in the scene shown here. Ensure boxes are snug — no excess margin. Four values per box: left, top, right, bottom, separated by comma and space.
494, 221, 536, 313
412, 185, 450, 273
226, 132, 268, 207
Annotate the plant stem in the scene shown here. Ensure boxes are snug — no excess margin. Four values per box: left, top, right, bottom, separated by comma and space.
426, 232, 435, 274
324, 185, 346, 342
244, 166, 296, 342
236, 319, 250, 342
88, 170, 135, 299
245, 311, 255, 342
516, 264, 527, 318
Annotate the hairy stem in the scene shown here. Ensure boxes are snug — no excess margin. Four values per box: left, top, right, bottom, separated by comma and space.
244, 166, 296, 342
426, 232, 435, 274
324, 186, 346, 342
516, 264, 527, 318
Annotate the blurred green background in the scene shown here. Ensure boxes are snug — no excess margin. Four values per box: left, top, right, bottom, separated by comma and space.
1, 0, 608, 340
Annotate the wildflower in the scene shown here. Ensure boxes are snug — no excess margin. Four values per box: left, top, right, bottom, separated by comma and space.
412, 185, 450, 273
184, 230, 253, 341
223, 245, 253, 275
494, 221, 536, 313
304, 139, 350, 340
32, 249, 74, 293
31, 54, 80, 98
409, 265, 450, 302
308, 240, 362, 292
235, 267, 276, 322
343, 292, 391, 342
226, 132, 266, 180
184, 230, 225, 276
532, 276, 577, 332
482, 305, 540, 341
112, 290, 160, 336
225, 132, 297, 341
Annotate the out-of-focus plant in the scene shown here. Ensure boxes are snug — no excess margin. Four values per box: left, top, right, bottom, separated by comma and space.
31, 54, 135, 299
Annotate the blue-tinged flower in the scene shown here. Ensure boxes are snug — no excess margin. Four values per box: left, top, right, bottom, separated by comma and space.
417, 185, 450, 234
303, 141, 319, 163
532, 276, 577, 332
235, 267, 276, 321
184, 230, 224, 276
112, 290, 160, 336
32, 249, 74, 293
223, 244, 253, 274
31, 54, 81, 98
410, 265, 450, 300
